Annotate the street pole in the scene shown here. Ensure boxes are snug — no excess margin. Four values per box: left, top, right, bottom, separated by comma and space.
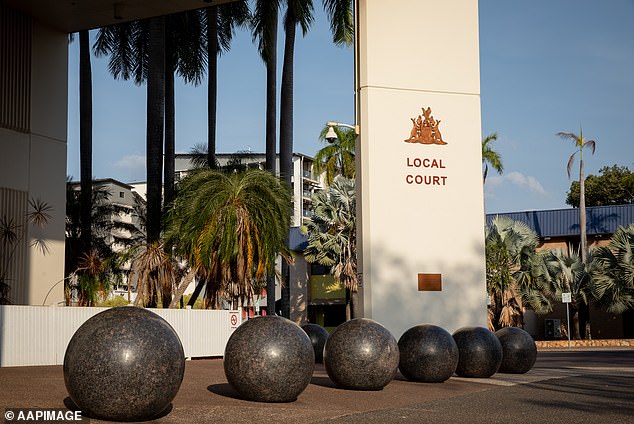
566, 303, 571, 349
562, 292, 572, 349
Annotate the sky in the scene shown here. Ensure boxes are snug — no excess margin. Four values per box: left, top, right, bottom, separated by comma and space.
66, 0, 634, 214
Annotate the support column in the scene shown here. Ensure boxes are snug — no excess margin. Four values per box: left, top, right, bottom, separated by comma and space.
356, 0, 487, 338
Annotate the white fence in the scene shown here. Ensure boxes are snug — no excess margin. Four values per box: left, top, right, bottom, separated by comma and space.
0, 305, 243, 367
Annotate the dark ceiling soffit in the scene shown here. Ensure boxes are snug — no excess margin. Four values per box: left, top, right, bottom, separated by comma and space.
2, 0, 232, 33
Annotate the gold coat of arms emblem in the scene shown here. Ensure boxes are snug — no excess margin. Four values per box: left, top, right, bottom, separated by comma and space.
404, 106, 447, 145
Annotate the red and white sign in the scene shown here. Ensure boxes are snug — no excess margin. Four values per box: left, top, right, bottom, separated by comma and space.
230, 313, 239, 328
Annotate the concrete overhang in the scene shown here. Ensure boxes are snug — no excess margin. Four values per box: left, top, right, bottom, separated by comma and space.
1, 0, 235, 33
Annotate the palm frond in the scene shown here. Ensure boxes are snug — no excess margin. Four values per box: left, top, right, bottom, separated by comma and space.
567, 152, 577, 178
251, 0, 280, 61
165, 168, 292, 308
323, 0, 353, 45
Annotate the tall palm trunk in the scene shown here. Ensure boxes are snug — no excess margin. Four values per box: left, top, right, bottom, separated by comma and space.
280, 9, 295, 186
279, 7, 297, 319
579, 153, 587, 264
146, 16, 165, 244
164, 61, 175, 207
207, 6, 219, 170
79, 30, 93, 253
578, 152, 592, 339
264, 8, 278, 316
264, 15, 277, 174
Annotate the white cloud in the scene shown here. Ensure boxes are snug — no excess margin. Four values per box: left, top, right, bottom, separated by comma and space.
488, 171, 546, 194
114, 155, 145, 170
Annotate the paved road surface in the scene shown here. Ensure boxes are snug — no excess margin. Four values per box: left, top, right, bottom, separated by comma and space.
1, 350, 633, 423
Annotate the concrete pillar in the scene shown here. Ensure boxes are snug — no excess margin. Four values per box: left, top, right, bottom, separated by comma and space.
356, 0, 487, 338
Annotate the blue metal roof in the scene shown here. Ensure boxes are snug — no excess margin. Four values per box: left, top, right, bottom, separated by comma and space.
486, 204, 634, 237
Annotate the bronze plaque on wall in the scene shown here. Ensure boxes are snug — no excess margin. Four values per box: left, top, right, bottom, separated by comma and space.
418, 273, 442, 291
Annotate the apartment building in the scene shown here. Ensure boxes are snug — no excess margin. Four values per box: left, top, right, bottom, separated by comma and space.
67, 179, 143, 302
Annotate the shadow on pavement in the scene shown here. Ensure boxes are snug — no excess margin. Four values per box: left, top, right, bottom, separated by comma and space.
207, 383, 243, 400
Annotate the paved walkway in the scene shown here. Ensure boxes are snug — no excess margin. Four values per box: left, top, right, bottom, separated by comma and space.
1, 349, 633, 423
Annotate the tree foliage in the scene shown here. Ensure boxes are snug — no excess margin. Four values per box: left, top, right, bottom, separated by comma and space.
485, 216, 634, 337
94, 11, 208, 241
323, 0, 354, 46
313, 125, 355, 186
482, 132, 503, 183
566, 165, 634, 207
592, 224, 634, 313
539, 248, 599, 339
485, 216, 548, 330
165, 169, 292, 309
129, 242, 175, 308
303, 176, 357, 319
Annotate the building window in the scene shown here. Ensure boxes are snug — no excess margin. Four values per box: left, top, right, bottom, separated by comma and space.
119, 192, 124, 198
1, 6, 32, 133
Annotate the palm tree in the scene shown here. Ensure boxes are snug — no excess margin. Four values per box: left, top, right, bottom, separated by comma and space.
164, 10, 207, 206
251, 0, 280, 174
540, 248, 595, 339
279, 0, 314, 186
206, 1, 250, 170
78, 30, 93, 255
557, 129, 596, 264
310, 1, 354, 188
94, 18, 162, 243
485, 216, 547, 330
251, 0, 281, 314
592, 224, 634, 313
278, 0, 315, 318
72, 249, 124, 306
94, 12, 207, 239
164, 168, 293, 309
482, 132, 502, 184
144, 16, 166, 244
313, 124, 355, 185
304, 176, 358, 320
128, 242, 174, 308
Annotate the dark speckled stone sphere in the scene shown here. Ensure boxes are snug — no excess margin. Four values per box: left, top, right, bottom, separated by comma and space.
302, 323, 329, 363
324, 318, 399, 390
452, 326, 503, 378
398, 324, 459, 383
223, 316, 315, 402
495, 327, 537, 374
63, 307, 185, 421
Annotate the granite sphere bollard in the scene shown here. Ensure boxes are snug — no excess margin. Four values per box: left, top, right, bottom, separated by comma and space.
324, 318, 399, 390
63, 307, 185, 421
452, 326, 503, 378
223, 316, 315, 402
398, 324, 459, 383
302, 323, 329, 363
495, 327, 537, 374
